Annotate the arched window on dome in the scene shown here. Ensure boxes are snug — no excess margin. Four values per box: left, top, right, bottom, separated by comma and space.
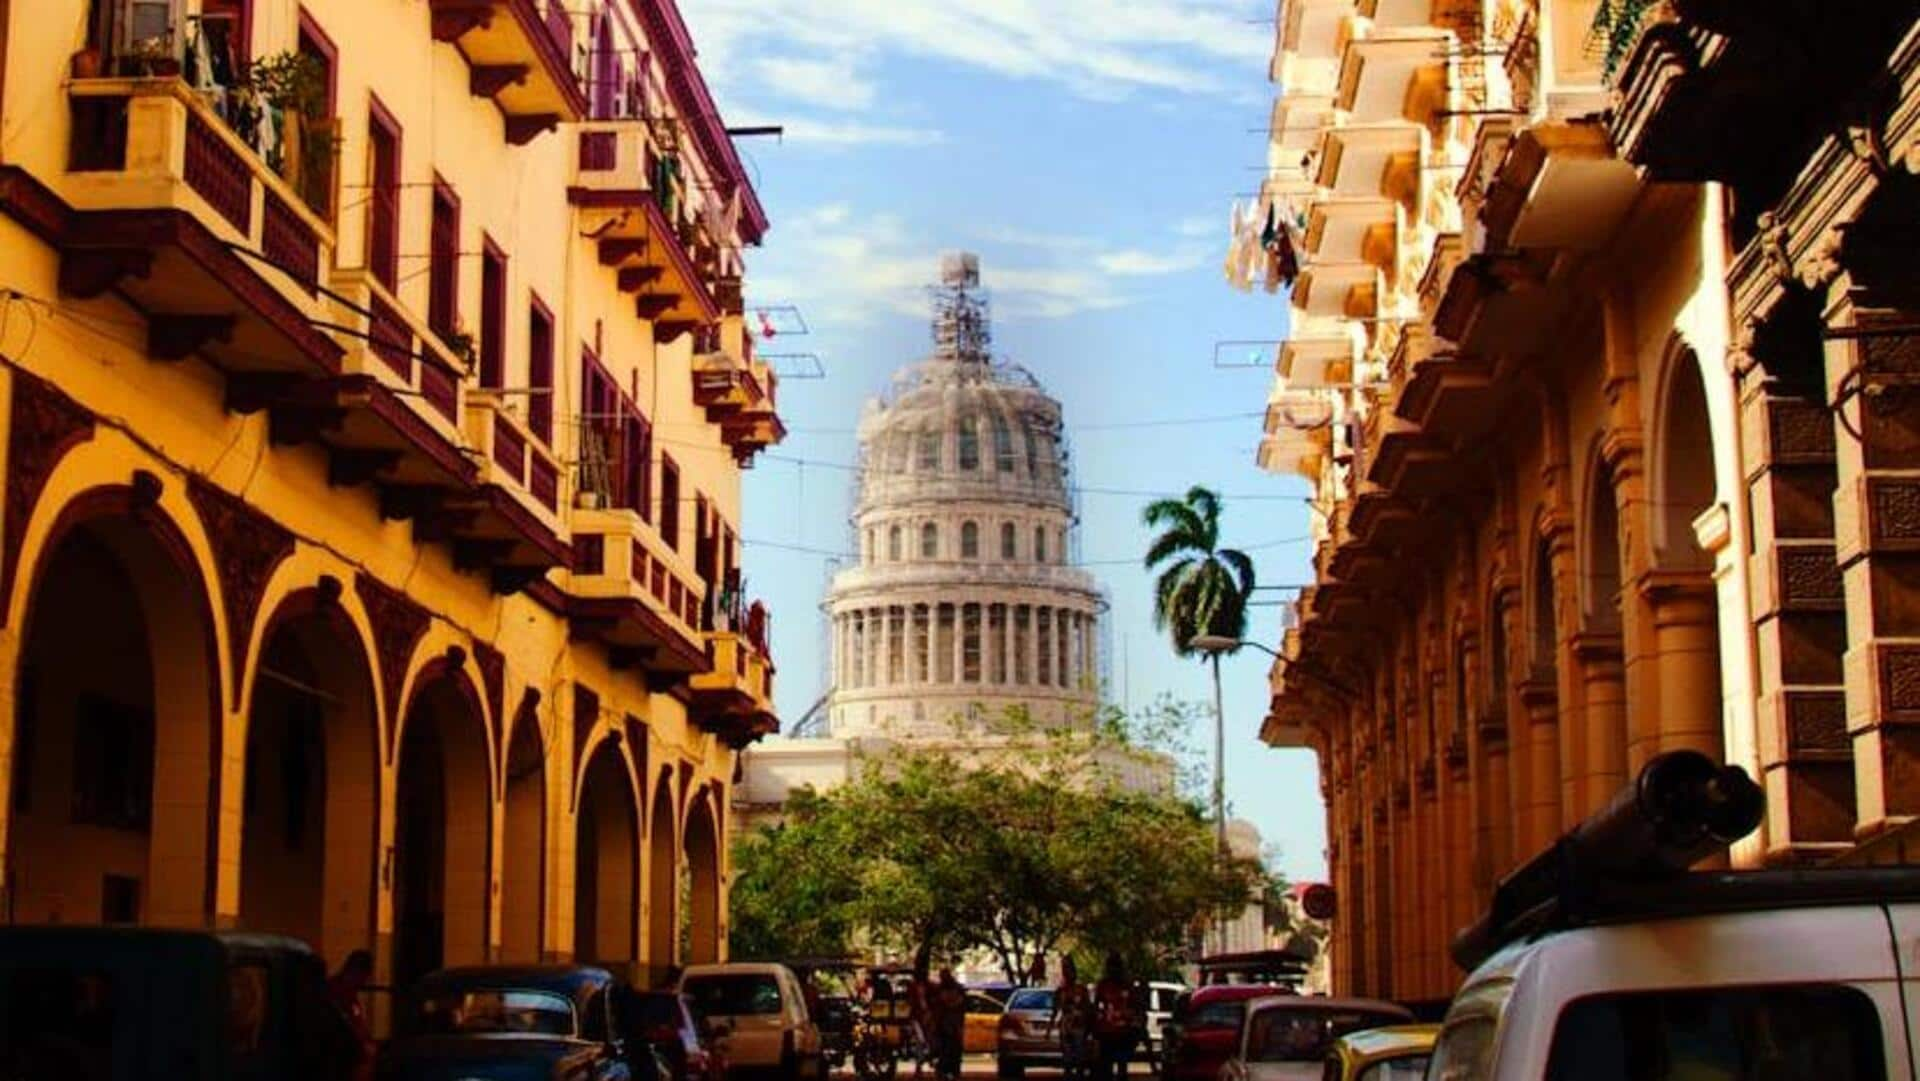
993, 415, 1016, 472
889, 432, 911, 473
917, 429, 940, 472
1025, 423, 1045, 478
958, 416, 980, 471
1035, 526, 1047, 563
921, 522, 938, 559
888, 525, 902, 562
961, 521, 980, 559
1000, 522, 1017, 560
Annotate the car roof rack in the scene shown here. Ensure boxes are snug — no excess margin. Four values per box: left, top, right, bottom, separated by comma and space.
1452, 750, 1769, 971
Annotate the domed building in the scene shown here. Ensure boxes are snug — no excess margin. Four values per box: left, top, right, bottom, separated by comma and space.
825, 253, 1107, 736
739, 255, 1122, 832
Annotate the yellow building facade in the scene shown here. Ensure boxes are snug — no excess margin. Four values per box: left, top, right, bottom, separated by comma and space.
1245, 0, 1920, 1007
0, 0, 782, 993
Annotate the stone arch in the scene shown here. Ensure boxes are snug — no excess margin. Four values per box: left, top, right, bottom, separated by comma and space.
237, 585, 382, 966
1649, 338, 1718, 572
6, 481, 221, 928
574, 736, 640, 970
499, 692, 548, 962
682, 785, 722, 964
646, 768, 679, 985
391, 657, 494, 989
1579, 441, 1625, 633
1528, 526, 1559, 675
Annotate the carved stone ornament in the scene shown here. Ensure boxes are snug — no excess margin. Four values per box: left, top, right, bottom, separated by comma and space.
355, 571, 432, 749
187, 476, 296, 696
1, 368, 96, 625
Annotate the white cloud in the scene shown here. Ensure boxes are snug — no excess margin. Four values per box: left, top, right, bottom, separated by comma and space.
1095, 248, 1206, 276
746, 204, 1211, 327
1175, 214, 1220, 238
681, 0, 1271, 107
778, 118, 948, 148
752, 55, 877, 111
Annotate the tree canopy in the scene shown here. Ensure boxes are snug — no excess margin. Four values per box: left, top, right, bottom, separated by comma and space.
730, 711, 1261, 981
1143, 486, 1256, 659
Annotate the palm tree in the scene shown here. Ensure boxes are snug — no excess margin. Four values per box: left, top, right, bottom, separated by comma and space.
1143, 485, 1255, 954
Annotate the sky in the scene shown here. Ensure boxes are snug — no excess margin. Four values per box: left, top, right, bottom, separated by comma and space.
677, 0, 1329, 883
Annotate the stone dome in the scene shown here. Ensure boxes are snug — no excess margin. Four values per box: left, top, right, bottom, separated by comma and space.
825, 255, 1106, 738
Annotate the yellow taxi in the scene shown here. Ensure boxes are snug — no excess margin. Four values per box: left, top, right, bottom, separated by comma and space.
1322, 1024, 1438, 1081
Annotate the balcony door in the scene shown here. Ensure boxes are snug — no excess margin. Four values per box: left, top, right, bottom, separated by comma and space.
367, 100, 401, 290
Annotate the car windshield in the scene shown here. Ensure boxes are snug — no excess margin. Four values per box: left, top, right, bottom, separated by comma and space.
415, 989, 577, 1037
1008, 990, 1055, 1012
1357, 1054, 1431, 1081
1185, 999, 1247, 1030
1247, 1010, 1406, 1062
684, 974, 783, 1016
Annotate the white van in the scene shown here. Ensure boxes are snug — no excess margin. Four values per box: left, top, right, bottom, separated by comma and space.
680, 962, 824, 1081
1431, 751, 1920, 1081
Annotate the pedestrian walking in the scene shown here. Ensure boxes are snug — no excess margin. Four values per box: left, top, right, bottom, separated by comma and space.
1092, 955, 1138, 1081
932, 968, 967, 1081
1052, 957, 1092, 1081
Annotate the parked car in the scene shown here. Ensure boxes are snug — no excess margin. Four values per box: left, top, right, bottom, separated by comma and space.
1218, 998, 1413, 1081
621, 989, 728, 1081
1321, 1025, 1437, 1081
679, 962, 824, 1081
1141, 980, 1187, 1060
0, 927, 360, 1081
1159, 984, 1287, 1081
1434, 751, 1920, 1081
379, 964, 632, 1081
994, 986, 1059, 1078
963, 990, 1006, 1055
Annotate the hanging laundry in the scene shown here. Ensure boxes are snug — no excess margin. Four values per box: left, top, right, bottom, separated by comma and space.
758, 310, 778, 339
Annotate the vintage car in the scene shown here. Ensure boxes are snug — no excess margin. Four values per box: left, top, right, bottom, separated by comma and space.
0, 926, 361, 1081
379, 965, 634, 1081
1321, 1025, 1438, 1081
680, 962, 824, 1081
1217, 997, 1414, 1081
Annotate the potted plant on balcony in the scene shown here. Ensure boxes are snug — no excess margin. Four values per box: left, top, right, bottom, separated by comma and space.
247, 51, 336, 217
126, 35, 180, 78
70, 45, 104, 79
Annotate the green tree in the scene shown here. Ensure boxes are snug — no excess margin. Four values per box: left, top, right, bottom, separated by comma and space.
728, 716, 1260, 981
1142, 486, 1256, 947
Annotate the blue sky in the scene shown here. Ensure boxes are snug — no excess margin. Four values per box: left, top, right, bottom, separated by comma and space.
679, 0, 1329, 883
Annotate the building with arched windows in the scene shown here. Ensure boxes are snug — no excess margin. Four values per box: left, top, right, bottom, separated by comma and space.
1237, 0, 1920, 1011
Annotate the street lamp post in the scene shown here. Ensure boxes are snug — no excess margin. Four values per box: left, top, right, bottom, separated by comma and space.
1190, 634, 1283, 957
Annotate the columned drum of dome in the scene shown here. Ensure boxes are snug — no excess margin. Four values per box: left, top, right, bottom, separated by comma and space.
825, 255, 1107, 737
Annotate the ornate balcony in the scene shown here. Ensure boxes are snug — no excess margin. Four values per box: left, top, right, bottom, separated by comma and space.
58, 76, 340, 377
459, 390, 570, 585
566, 507, 709, 678
568, 121, 720, 342
1335, 21, 1451, 125
690, 631, 779, 748
429, 0, 587, 143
